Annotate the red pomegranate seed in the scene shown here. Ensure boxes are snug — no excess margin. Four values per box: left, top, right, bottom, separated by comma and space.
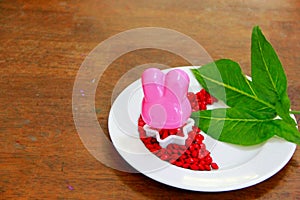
159, 149, 166, 155
190, 164, 199, 170
182, 163, 190, 169
206, 96, 213, 105
193, 157, 199, 163
175, 161, 183, 167
185, 138, 193, 147
150, 137, 157, 143
149, 148, 157, 152
185, 157, 196, 164
171, 144, 178, 149
211, 162, 219, 170
178, 150, 185, 156
191, 150, 198, 158
176, 131, 185, 137
202, 89, 209, 96
205, 156, 212, 164
155, 150, 162, 156
192, 104, 199, 112
142, 137, 151, 144
199, 102, 207, 110
169, 129, 177, 135
199, 153, 206, 159
196, 91, 204, 101
192, 126, 201, 133
160, 154, 170, 161
187, 92, 196, 102
138, 120, 146, 127
188, 131, 196, 140
179, 145, 187, 150
163, 130, 169, 139
139, 130, 146, 139
194, 136, 203, 144
166, 149, 172, 155
185, 150, 191, 155
170, 154, 179, 160
204, 165, 211, 171
172, 149, 179, 154
199, 143, 206, 149
166, 144, 172, 150
170, 159, 177, 164
199, 164, 205, 171
196, 134, 204, 141
200, 150, 210, 158
152, 146, 161, 152
151, 142, 158, 147
146, 144, 153, 149
191, 101, 197, 108
193, 143, 200, 150
189, 144, 195, 151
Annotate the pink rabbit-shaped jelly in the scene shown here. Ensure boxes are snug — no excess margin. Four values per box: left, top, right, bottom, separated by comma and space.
141, 68, 192, 129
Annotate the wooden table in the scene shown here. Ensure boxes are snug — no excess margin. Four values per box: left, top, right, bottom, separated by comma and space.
1, 0, 299, 199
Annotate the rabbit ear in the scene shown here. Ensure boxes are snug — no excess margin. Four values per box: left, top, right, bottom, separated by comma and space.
142, 68, 165, 102
164, 69, 190, 101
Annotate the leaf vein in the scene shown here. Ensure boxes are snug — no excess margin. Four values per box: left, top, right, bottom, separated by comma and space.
200, 74, 275, 109
200, 116, 273, 122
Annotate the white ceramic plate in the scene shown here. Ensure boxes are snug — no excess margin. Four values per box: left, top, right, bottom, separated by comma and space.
108, 67, 296, 192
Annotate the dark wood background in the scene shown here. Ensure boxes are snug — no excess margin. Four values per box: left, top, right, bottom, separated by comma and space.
1, 0, 299, 199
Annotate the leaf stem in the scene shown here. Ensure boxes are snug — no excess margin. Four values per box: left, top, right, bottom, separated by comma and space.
289, 110, 300, 115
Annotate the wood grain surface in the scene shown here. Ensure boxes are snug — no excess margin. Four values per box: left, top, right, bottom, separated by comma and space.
1, 0, 299, 199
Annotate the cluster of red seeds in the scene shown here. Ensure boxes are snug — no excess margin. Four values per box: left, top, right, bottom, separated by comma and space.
187, 89, 217, 111
137, 89, 219, 171
139, 118, 218, 171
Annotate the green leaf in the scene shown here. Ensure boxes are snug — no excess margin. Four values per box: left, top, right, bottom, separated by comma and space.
275, 99, 296, 125
191, 108, 276, 146
274, 120, 300, 144
251, 26, 294, 125
191, 59, 276, 119
190, 26, 299, 146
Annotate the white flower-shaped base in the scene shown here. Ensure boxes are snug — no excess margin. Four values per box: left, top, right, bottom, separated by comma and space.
143, 118, 195, 148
